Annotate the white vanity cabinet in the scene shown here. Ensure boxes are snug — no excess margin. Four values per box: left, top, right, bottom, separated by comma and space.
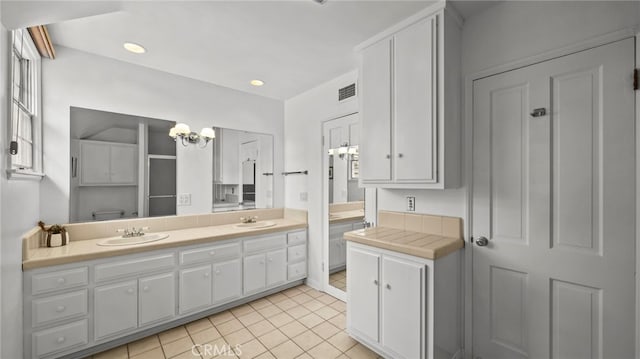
78, 140, 138, 186
346, 241, 460, 359
329, 220, 364, 271
358, 7, 461, 189
23, 227, 308, 359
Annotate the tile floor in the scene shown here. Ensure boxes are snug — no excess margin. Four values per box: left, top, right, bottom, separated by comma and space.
328, 271, 346, 292
89, 284, 380, 359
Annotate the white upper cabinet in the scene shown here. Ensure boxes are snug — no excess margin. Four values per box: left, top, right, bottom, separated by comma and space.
78, 140, 137, 186
358, 7, 461, 189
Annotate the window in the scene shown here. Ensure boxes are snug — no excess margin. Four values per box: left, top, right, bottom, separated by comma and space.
9, 28, 42, 178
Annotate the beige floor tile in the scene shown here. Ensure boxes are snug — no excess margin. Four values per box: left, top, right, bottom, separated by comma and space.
237, 311, 264, 327
236, 338, 267, 359
231, 304, 255, 318
327, 314, 346, 330
287, 305, 312, 319
267, 312, 295, 327
302, 300, 324, 312
128, 335, 161, 357
326, 332, 357, 352
307, 341, 341, 359
279, 320, 307, 338
246, 319, 276, 337
187, 318, 214, 335
266, 292, 288, 303
224, 328, 255, 346
209, 311, 235, 326
93, 345, 128, 359
162, 336, 194, 358
291, 330, 323, 351
306, 289, 323, 298
258, 329, 289, 349
328, 301, 346, 313
298, 313, 325, 329
254, 351, 276, 359
276, 298, 298, 311
270, 340, 304, 359
257, 304, 283, 318
216, 318, 244, 336
130, 347, 165, 359
296, 354, 313, 359
198, 337, 230, 359
315, 306, 339, 320
297, 285, 313, 293
345, 344, 378, 359
336, 355, 349, 359
191, 327, 222, 345
289, 293, 313, 304
171, 350, 202, 359
311, 322, 341, 340
316, 294, 337, 305
249, 298, 272, 310
159, 326, 189, 345
282, 287, 304, 298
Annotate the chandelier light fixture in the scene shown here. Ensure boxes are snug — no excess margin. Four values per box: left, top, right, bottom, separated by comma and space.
169, 123, 215, 148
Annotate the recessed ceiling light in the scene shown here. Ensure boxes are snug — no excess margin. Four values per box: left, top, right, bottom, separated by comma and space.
250, 79, 265, 87
123, 42, 146, 54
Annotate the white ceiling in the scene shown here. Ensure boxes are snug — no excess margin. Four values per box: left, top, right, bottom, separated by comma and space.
45, 1, 496, 100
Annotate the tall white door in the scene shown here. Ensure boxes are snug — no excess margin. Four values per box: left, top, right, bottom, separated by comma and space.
472, 38, 635, 358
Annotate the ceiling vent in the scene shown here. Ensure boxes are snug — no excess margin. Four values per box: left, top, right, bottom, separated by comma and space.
338, 83, 357, 102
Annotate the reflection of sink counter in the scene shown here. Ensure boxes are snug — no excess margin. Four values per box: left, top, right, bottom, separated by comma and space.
22, 208, 307, 270
329, 209, 365, 223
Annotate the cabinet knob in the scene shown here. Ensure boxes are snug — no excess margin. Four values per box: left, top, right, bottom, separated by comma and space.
204, 272, 210, 278
209, 251, 216, 256
373, 279, 378, 285
398, 153, 403, 158
386, 284, 391, 289
268, 258, 273, 262
56, 305, 66, 313
127, 288, 134, 294
143, 286, 150, 292
260, 261, 265, 265
215, 270, 221, 275
385, 154, 390, 159
57, 278, 65, 284
57, 336, 65, 344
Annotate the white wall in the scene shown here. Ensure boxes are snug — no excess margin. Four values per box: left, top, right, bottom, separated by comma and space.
0, 24, 41, 359
41, 46, 285, 224
284, 70, 358, 288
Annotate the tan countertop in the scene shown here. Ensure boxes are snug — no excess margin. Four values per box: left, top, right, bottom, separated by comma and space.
344, 226, 464, 260
329, 209, 365, 224
23, 218, 307, 270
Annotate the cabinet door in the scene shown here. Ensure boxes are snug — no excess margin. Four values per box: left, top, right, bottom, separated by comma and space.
139, 273, 175, 326
244, 253, 266, 294
329, 238, 342, 269
381, 256, 424, 359
80, 142, 111, 185
266, 249, 286, 287
179, 265, 212, 314
94, 281, 137, 340
394, 17, 437, 183
360, 38, 392, 182
110, 144, 137, 184
213, 259, 242, 304
347, 246, 380, 342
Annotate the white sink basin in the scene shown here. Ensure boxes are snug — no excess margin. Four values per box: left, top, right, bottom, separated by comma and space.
234, 221, 277, 229
97, 233, 170, 246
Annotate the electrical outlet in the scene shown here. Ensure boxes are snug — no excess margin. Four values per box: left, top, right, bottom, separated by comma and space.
178, 193, 191, 206
299, 192, 308, 202
407, 196, 416, 211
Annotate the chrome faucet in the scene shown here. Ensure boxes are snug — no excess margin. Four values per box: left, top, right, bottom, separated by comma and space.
117, 226, 149, 238
240, 216, 258, 224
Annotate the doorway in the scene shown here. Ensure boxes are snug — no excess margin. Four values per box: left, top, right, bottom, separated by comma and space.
471, 38, 635, 358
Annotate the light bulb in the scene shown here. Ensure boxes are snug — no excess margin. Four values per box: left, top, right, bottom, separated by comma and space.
174, 123, 190, 135
200, 127, 215, 140
168, 127, 177, 138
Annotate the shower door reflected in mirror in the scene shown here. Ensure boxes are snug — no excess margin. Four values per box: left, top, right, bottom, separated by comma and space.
324, 113, 364, 297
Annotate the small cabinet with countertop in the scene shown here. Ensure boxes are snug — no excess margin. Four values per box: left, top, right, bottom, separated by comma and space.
22, 212, 308, 359
357, 3, 461, 189
345, 211, 464, 359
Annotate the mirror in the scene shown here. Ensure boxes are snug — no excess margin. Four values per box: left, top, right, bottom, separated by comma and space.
69, 107, 177, 222
212, 127, 274, 212
324, 113, 365, 296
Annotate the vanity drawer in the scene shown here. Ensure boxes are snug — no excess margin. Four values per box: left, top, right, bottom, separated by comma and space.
95, 254, 175, 282
32, 290, 88, 327
244, 235, 286, 253
287, 262, 307, 280
181, 243, 241, 265
287, 230, 307, 245
33, 319, 88, 357
287, 244, 306, 263
31, 268, 88, 295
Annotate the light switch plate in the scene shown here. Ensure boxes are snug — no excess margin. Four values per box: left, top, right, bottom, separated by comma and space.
407, 196, 416, 211
178, 193, 191, 206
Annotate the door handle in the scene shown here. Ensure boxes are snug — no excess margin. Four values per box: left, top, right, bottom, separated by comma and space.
475, 236, 489, 247
530, 108, 547, 117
